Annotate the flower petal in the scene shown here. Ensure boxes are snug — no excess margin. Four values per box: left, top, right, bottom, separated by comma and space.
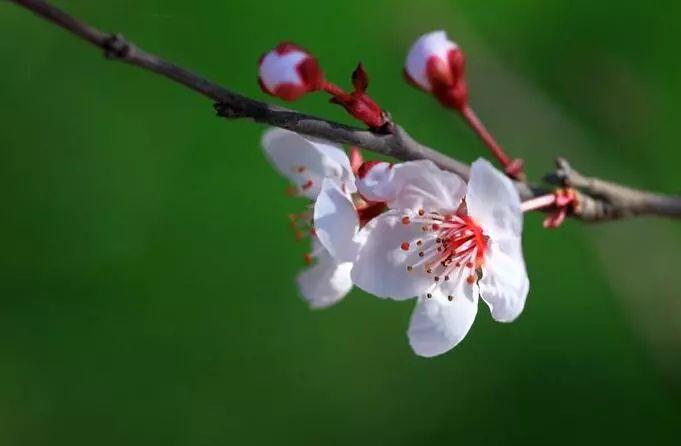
466, 158, 523, 241
261, 128, 355, 199
356, 161, 393, 202
313, 141, 356, 194
387, 161, 466, 213
351, 210, 433, 300
408, 282, 479, 357
297, 247, 353, 310
479, 239, 529, 322
358, 160, 463, 208
314, 179, 361, 263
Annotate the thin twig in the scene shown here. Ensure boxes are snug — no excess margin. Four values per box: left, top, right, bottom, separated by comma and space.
7, 0, 681, 222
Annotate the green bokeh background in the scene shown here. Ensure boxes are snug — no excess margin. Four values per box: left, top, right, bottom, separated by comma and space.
1, 0, 680, 444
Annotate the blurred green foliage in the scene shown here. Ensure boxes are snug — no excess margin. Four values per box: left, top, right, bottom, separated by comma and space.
1, 0, 680, 444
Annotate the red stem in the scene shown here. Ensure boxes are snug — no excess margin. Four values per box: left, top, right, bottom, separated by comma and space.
321, 81, 347, 98
460, 105, 511, 167
520, 194, 556, 213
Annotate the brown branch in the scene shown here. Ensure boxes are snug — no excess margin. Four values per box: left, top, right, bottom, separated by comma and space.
8, 0, 681, 222
545, 158, 681, 221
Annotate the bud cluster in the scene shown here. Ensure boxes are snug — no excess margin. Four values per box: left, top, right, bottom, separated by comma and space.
257, 30, 524, 178
258, 43, 387, 130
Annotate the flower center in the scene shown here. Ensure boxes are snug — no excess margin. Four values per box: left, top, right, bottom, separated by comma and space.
401, 208, 487, 287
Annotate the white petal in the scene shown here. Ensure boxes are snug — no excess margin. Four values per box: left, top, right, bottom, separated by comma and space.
314, 179, 361, 263
389, 161, 466, 213
313, 140, 356, 194
357, 160, 438, 204
466, 158, 523, 241
479, 239, 529, 322
259, 50, 307, 91
356, 162, 393, 202
261, 128, 354, 199
351, 210, 432, 300
405, 31, 458, 91
408, 282, 479, 358
297, 248, 353, 310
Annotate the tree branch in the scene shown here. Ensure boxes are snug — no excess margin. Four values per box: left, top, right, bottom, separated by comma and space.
8, 0, 681, 222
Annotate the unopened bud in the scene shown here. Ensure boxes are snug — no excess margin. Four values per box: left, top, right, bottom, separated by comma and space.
258, 42, 324, 101
404, 31, 467, 110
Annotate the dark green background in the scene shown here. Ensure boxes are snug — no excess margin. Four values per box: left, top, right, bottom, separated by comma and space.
1, 0, 680, 444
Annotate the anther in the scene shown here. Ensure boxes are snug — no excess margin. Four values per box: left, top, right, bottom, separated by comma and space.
304, 253, 314, 264
466, 275, 476, 284
301, 180, 314, 190
444, 275, 450, 281
426, 293, 432, 298
447, 295, 454, 301
400, 242, 410, 251
418, 209, 425, 216
401, 216, 411, 225
434, 276, 440, 282
406, 265, 413, 272
418, 251, 424, 257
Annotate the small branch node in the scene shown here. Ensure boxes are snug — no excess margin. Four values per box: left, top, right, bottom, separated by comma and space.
214, 102, 247, 119
103, 33, 132, 60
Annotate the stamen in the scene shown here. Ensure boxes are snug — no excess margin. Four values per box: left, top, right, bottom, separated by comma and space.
398, 209, 488, 290
447, 295, 454, 301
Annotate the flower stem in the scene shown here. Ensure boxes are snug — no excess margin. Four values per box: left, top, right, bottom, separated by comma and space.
321, 81, 347, 98
460, 105, 524, 179
521, 194, 556, 213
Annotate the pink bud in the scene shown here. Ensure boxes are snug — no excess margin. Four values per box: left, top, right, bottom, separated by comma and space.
404, 31, 467, 110
258, 43, 324, 101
